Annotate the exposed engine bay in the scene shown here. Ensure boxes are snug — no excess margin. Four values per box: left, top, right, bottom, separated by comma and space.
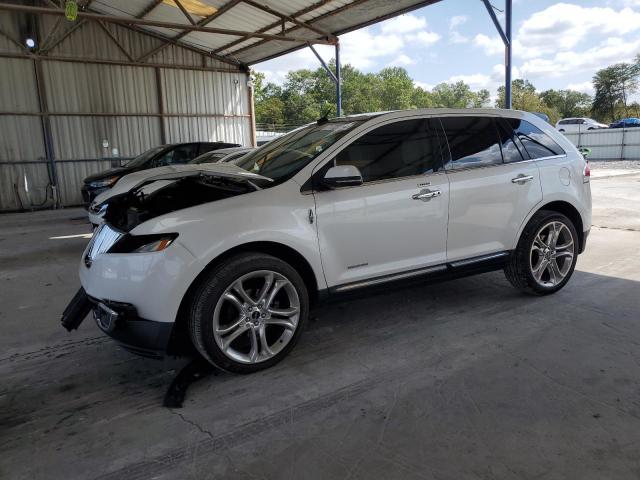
102, 175, 257, 231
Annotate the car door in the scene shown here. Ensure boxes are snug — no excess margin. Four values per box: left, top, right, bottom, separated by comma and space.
440, 115, 543, 262
312, 117, 450, 289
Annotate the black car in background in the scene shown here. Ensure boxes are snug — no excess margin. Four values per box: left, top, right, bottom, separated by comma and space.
81, 142, 239, 204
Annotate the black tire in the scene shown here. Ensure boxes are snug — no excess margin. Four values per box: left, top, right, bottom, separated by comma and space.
504, 210, 579, 295
189, 253, 309, 374
559, 129, 565, 132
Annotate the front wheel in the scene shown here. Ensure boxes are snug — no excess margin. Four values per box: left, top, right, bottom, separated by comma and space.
189, 253, 309, 374
504, 210, 578, 295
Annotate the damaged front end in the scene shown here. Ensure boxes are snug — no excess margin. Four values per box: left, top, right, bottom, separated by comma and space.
91, 164, 272, 231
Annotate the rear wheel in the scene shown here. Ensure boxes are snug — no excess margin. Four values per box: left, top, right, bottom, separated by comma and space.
504, 210, 578, 295
189, 253, 309, 374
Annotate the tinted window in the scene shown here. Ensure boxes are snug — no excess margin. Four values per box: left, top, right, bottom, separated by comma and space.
496, 120, 527, 163
503, 119, 565, 159
154, 144, 199, 166
335, 118, 443, 183
235, 120, 363, 185
439, 116, 502, 169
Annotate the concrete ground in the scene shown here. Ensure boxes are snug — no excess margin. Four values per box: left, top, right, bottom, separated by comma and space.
1, 165, 639, 480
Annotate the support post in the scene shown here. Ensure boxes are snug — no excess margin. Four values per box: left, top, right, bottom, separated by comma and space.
34, 58, 60, 208
154, 67, 167, 144
335, 41, 342, 117
247, 71, 257, 147
505, 0, 512, 109
482, 0, 512, 109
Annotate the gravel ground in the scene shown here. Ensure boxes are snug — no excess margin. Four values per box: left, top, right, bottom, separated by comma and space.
589, 160, 640, 170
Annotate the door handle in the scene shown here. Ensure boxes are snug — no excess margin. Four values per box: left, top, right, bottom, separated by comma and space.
511, 174, 534, 184
412, 189, 441, 201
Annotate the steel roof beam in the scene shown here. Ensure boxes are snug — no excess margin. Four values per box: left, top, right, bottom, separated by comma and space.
228, 0, 370, 57
137, 0, 164, 19
213, 0, 334, 55
0, 3, 337, 44
241, 0, 334, 40
96, 20, 134, 61
173, 0, 196, 25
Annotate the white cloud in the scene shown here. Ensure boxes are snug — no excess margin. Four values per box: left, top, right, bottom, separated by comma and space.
567, 81, 594, 94
414, 80, 434, 91
392, 54, 416, 66
450, 31, 469, 44
380, 14, 426, 34
474, 34, 504, 56
449, 15, 469, 28
448, 73, 492, 90
406, 31, 441, 46
520, 37, 640, 78
519, 4, 640, 52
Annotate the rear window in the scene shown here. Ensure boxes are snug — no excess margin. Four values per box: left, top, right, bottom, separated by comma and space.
502, 118, 565, 159
439, 116, 503, 169
558, 119, 571, 125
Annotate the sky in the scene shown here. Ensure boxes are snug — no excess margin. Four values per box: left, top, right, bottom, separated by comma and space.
253, 0, 640, 101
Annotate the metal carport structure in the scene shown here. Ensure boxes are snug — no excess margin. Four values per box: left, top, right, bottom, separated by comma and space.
0, 0, 513, 211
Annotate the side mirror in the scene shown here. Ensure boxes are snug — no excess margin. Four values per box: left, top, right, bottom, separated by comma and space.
322, 165, 363, 189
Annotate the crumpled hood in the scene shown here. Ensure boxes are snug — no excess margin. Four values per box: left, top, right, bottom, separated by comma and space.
91, 163, 271, 206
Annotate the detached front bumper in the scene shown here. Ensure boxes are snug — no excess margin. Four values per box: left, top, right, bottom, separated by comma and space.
62, 287, 174, 358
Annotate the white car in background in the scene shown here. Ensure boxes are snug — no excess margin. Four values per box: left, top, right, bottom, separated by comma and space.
63, 109, 592, 374
556, 117, 608, 133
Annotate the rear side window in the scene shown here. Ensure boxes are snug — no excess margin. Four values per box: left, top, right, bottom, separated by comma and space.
503, 118, 565, 159
496, 121, 527, 163
335, 118, 444, 183
439, 116, 503, 169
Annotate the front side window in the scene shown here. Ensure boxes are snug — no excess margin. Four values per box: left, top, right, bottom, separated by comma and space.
124, 145, 166, 168
439, 116, 503, 169
235, 120, 363, 185
335, 118, 444, 183
154, 144, 199, 167
503, 118, 565, 159
190, 152, 226, 164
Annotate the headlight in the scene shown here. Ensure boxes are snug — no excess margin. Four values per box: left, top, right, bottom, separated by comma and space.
108, 233, 178, 254
89, 176, 119, 188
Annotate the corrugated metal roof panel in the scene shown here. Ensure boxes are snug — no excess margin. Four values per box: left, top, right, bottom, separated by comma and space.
43, 61, 158, 114
165, 116, 251, 146
161, 69, 248, 115
0, 163, 52, 211
0, 12, 24, 53
67, 0, 441, 66
90, 0, 142, 18
0, 116, 45, 162
50, 116, 162, 160
181, 31, 244, 51
0, 59, 39, 113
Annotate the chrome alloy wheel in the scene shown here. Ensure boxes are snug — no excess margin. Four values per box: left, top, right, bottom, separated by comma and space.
529, 221, 575, 287
212, 270, 300, 364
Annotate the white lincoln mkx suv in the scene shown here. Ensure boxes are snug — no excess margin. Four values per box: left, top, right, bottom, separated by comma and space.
62, 109, 592, 374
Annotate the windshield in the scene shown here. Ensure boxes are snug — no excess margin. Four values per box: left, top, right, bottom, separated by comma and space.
189, 152, 226, 164
234, 120, 363, 184
124, 145, 166, 168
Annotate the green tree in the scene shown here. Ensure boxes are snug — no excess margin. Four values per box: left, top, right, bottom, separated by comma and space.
375, 67, 415, 110
593, 59, 640, 122
431, 81, 483, 108
539, 89, 592, 119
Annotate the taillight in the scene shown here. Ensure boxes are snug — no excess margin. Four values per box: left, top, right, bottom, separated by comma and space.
583, 161, 590, 183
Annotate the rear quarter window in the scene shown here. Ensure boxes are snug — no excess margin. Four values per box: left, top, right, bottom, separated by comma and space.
502, 118, 565, 159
